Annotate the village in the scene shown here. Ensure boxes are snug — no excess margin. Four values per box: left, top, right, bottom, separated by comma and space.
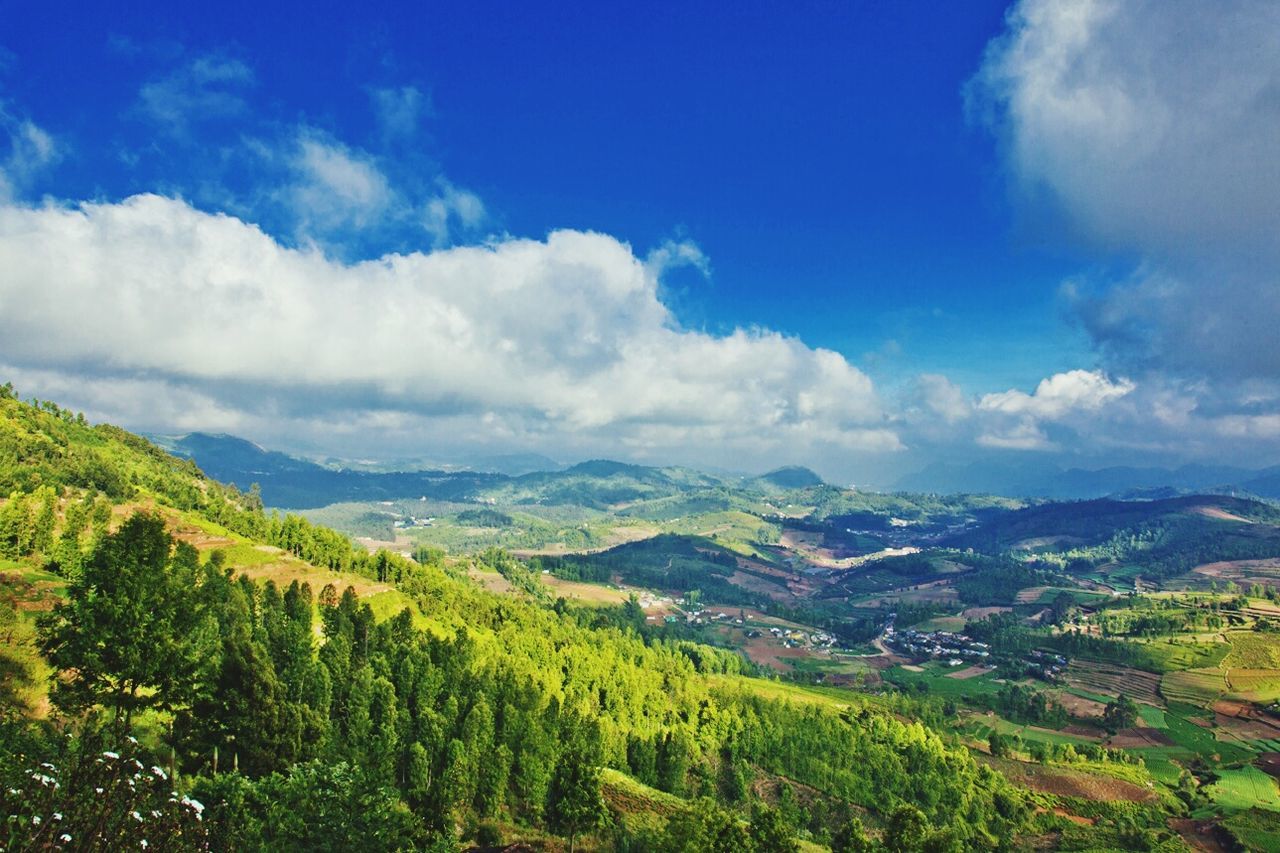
884, 626, 1068, 681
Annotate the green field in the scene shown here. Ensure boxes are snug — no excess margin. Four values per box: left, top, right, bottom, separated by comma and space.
1224, 808, 1280, 851
1205, 767, 1280, 812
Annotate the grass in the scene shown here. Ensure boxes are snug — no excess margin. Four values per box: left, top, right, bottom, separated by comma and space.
1161, 668, 1227, 707
1227, 632, 1280, 669
1161, 706, 1253, 764
1137, 704, 1168, 729
1223, 808, 1280, 851
1226, 670, 1280, 703
883, 663, 1004, 700
1205, 767, 1280, 812
964, 713, 1097, 747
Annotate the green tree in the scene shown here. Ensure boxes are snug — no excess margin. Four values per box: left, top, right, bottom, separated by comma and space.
545, 718, 608, 852
38, 512, 217, 729
832, 815, 874, 853
749, 803, 800, 853
1102, 694, 1139, 733
884, 803, 930, 853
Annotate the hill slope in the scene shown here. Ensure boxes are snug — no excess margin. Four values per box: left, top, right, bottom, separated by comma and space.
0, 386, 1040, 850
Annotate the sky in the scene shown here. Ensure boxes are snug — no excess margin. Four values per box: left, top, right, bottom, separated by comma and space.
1, 0, 1279, 485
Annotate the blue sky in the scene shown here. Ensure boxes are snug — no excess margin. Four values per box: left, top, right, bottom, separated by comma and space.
2, 1, 1278, 483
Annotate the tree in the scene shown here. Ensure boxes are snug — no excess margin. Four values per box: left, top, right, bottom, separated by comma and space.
883, 803, 930, 853
545, 717, 608, 852
749, 804, 800, 853
38, 512, 217, 729
1102, 694, 1139, 734
832, 816, 874, 853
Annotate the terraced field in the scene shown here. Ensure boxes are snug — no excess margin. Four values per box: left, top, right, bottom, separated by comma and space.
1162, 668, 1228, 707
1205, 767, 1280, 812
1065, 661, 1163, 705
1226, 670, 1280, 703
1226, 632, 1280, 669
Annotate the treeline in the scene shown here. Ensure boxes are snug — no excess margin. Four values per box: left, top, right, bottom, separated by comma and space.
5, 511, 1035, 849
529, 535, 764, 608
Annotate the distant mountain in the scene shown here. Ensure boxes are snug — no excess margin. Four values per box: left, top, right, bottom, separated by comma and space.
465, 452, 564, 476
150, 432, 503, 509
895, 459, 1276, 500
943, 493, 1280, 553
148, 435, 733, 511
755, 465, 825, 490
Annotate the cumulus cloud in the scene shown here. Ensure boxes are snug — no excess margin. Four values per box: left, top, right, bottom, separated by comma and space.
967, 1, 1280, 458
915, 374, 971, 425
0, 194, 897, 466
974, 370, 1134, 452
978, 369, 1133, 419
972, 0, 1280, 386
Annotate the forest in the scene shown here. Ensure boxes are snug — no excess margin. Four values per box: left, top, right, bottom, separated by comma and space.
0, 387, 1032, 850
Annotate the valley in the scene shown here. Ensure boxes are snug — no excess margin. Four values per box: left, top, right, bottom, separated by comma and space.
4, 390, 1280, 850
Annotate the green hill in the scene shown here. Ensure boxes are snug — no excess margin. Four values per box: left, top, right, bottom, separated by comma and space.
0, 385, 1041, 850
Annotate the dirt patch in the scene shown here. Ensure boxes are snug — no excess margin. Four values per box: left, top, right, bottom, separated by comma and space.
1168, 818, 1234, 853
1065, 661, 1163, 705
0, 570, 61, 612
946, 664, 994, 680
978, 755, 1158, 803
900, 664, 925, 672
1257, 753, 1280, 781
742, 638, 812, 671
961, 606, 1012, 619
1194, 506, 1253, 524
729, 571, 792, 600
235, 561, 392, 598
1015, 586, 1049, 604
1051, 691, 1109, 719
1107, 726, 1176, 748
1050, 807, 1095, 826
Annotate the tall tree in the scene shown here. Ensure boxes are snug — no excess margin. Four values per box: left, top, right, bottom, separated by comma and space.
38, 512, 217, 729
545, 716, 608, 853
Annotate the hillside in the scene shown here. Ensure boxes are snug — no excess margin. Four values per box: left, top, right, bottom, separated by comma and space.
0, 387, 1046, 851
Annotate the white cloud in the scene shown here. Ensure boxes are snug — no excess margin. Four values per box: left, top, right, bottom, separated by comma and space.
287, 131, 395, 233
370, 86, 430, 139
421, 179, 486, 248
978, 369, 1133, 419
137, 55, 254, 136
915, 374, 971, 424
0, 107, 60, 202
972, 370, 1133, 453
977, 419, 1050, 451
0, 194, 896, 467
973, 0, 1280, 386
971, 0, 1280, 259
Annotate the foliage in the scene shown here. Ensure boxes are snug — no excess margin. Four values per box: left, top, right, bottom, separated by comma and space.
38, 513, 218, 729
0, 732, 207, 852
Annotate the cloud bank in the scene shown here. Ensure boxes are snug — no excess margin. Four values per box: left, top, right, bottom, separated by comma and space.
0, 194, 902, 468
972, 0, 1280, 381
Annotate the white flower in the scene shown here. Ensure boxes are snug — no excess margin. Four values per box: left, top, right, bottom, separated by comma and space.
53, 812, 62, 820
140, 840, 148, 849
32, 815, 41, 826
151, 766, 168, 780
102, 751, 119, 760
127, 736, 139, 745
131, 810, 143, 822
60, 833, 72, 843
95, 787, 103, 794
